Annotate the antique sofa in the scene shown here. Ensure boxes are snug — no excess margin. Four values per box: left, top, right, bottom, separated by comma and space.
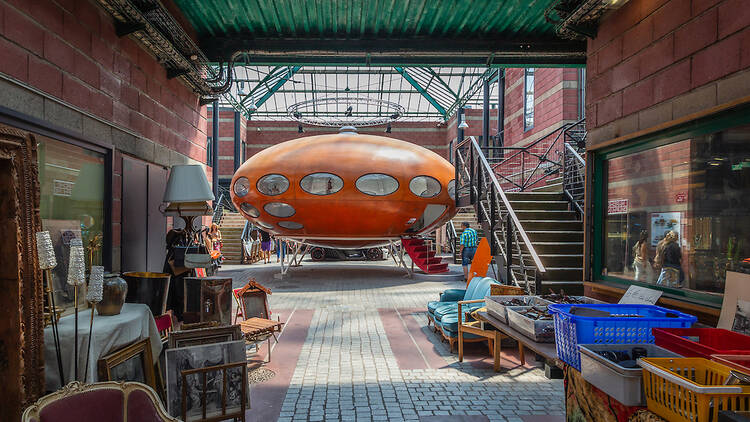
22, 381, 179, 422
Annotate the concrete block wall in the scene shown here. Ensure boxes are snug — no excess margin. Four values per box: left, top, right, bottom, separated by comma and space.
586, 0, 750, 146
0, 0, 209, 270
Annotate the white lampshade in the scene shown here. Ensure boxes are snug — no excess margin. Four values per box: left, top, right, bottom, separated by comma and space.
163, 165, 215, 203
458, 121, 469, 129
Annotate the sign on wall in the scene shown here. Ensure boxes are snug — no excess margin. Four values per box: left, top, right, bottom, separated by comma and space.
650, 212, 681, 246
607, 199, 629, 215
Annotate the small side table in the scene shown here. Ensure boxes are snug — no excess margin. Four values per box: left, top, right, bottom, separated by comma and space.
239, 317, 284, 362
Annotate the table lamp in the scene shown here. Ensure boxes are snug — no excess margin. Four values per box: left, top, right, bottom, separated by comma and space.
83, 266, 104, 380
67, 238, 86, 381
36, 231, 64, 385
162, 164, 215, 232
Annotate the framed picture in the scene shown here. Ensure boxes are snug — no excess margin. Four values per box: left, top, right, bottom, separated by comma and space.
168, 325, 243, 349
164, 340, 247, 419
97, 338, 156, 390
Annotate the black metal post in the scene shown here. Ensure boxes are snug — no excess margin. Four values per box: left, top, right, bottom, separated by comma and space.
497, 70, 505, 156
476, 159, 483, 214
506, 214, 513, 285
233, 111, 241, 172
469, 141, 475, 205
211, 100, 220, 200
489, 187, 496, 256
483, 76, 490, 150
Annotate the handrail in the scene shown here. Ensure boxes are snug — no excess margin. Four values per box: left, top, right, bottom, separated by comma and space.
490, 117, 585, 171
565, 142, 585, 167
446, 220, 458, 263
468, 136, 546, 273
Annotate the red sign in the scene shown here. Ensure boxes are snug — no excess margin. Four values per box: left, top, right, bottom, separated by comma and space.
608, 199, 629, 215
675, 192, 687, 203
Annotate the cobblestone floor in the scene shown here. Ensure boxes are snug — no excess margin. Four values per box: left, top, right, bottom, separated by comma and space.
221, 260, 564, 422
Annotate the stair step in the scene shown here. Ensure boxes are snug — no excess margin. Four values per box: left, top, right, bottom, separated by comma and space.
532, 182, 563, 192
504, 192, 564, 201
509, 200, 569, 210
516, 220, 583, 231
521, 242, 583, 254
514, 210, 578, 221
545, 177, 563, 185
526, 231, 583, 242
513, 254, 583, 267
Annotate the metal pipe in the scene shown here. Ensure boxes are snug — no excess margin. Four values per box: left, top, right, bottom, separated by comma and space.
497, 70, 505, 155
233, 111, 241, 171
212, 100, 219, 200
483, 77, 490, 150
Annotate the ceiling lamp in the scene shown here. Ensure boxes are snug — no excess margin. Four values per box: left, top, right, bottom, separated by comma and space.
458, 120, 469, 129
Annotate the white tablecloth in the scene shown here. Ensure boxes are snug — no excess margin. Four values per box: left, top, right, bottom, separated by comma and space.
44, 303, 162, 391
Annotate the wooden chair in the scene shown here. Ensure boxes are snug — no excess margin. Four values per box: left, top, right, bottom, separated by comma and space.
155, 310, 175, 343
457, 299, 523, 372
180, 361, 248, 422
232, 288, 245, 324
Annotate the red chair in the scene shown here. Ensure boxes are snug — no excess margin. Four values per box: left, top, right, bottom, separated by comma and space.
154, 310, 175, 342
22, 381, 178, 422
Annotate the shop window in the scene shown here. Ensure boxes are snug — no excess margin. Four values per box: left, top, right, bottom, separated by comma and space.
599, 124, 750, 299
257, 174, 289, 195
409, 176, 441, 198
524, 68, 535, 131
356, 173, 399, 196
300, 173, 344, 195
38, 136, 105, 313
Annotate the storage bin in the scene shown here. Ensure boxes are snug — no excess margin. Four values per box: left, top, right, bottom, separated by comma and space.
485, 295, 551, 324
578, 344, 681, 406
711, 354, 750, 375
489, 284, 527, 296
639, 357, 750, 422
548, 304, 697, 370
507, 306, 555, 343
653, 328, 750, 359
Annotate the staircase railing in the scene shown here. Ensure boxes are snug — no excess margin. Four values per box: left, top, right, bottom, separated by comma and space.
454, 136, 546, 293
446, 220, 459, 264
489, 118, 585, 193
212, 185, 238, 225
562, 142, 586, 216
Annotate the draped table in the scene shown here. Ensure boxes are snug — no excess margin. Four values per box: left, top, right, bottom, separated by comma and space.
44, 303, 162, 391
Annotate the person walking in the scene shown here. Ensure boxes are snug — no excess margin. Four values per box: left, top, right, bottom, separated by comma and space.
274, 235, 287, 263
259, 229, 272, 264
459, 222, 478, 282
655, 230, 681, 287
632, 230, 652, 281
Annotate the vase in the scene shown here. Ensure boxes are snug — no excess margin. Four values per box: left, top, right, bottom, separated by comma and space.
96, 273, 128, 316
122, 272, 171, 316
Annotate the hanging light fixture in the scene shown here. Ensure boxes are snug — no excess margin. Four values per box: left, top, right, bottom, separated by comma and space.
298, 124, 304, 133
458, 120, 469, 129
248, 94, 257, 111
385, 123, 392, 133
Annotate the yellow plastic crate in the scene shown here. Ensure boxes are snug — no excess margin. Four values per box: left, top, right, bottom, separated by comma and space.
639, 357, 750, 422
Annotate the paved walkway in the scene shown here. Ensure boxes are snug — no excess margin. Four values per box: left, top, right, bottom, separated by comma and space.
219, 260, 564, 422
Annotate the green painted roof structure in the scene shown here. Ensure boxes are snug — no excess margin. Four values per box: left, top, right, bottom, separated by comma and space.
172, 0, 587, 66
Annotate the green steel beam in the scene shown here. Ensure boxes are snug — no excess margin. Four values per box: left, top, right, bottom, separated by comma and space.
394, 66, 447, 118
250, 65, 301, 113
444, 67, 497, 118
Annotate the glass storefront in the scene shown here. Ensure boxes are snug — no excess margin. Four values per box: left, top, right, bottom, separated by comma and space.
599, 123, 750, 300
38, 135, 106, 312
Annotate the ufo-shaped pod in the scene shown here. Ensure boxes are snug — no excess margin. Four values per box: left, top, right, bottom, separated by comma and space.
230, 130, 458, 248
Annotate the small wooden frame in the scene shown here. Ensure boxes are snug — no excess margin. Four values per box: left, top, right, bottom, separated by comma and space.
236, 279, 272, 320
168, 324, 243, 349
180, 361, 248, 422
97, 338, 157, 391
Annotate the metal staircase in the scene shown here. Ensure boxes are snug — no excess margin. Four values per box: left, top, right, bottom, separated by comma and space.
218, 212, 246, 264
452, 119, 586, 294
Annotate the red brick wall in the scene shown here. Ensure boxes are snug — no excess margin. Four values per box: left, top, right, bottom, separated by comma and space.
586, 0, 750, 145
0, 0, 208, 160
504, 68, 582, 147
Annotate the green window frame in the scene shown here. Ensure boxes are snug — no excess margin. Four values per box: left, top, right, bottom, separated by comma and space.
591, 103, 750, 308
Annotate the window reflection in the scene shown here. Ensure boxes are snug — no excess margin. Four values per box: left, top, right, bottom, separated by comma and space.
300, 173, 343, 195
603, 127, 750, 294
355, 174, 399, 196
257, 174, 289, 195
38, 136, 105, 313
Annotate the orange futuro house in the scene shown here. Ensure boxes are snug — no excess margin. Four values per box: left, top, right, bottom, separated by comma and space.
230, 127, 458, 248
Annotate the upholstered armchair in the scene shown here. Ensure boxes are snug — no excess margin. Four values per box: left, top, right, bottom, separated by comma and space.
22, 381, 180, 422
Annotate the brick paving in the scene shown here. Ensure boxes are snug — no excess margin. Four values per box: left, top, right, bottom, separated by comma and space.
220, 260, 564, 422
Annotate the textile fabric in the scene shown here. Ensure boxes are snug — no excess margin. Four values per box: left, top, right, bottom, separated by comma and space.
459, 228, 478, 247
43, 303, 162, 391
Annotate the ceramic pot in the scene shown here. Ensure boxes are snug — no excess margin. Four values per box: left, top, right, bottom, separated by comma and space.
96, 273, 128, 316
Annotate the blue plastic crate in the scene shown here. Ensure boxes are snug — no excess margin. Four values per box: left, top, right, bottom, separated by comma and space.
547, 304, 697, 370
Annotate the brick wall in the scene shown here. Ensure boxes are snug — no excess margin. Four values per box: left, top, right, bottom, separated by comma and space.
503, 68, 582, 147
0, 0, 208, 270
586, 0, 750, 146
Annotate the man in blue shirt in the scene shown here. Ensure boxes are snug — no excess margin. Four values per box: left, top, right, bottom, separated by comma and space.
459, 222, 478, 281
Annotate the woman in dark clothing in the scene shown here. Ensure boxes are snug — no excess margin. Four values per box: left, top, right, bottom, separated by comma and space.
259, 229, 272, 264
655, 230, 682, 287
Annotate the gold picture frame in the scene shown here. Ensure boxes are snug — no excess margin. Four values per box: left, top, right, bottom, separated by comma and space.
168, 324, 243, 349
97, 338, 156, 391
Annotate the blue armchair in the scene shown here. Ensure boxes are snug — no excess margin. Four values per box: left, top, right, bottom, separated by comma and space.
427, 276, 495, 325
